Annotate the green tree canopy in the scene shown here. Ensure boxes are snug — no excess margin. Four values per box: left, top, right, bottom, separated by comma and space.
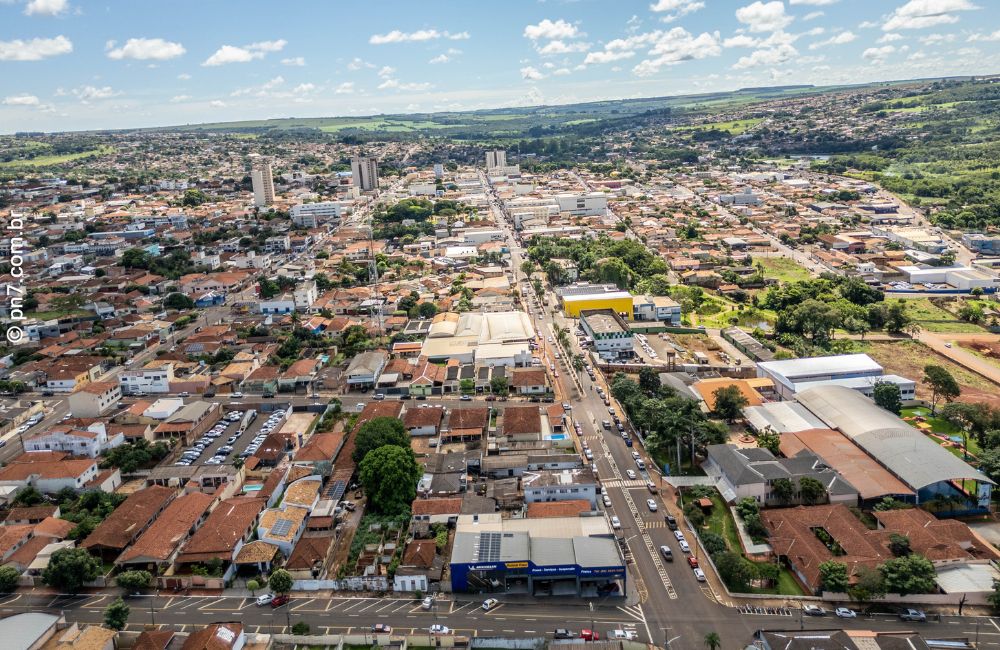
712, 385, 749, 422
103, 597, 130, 631
798, 476, 827, 505
268, 569, 294, 594
873, 381, 902, 415
352, 417, 410, 464
818, 560, 849, 593
116, 570, 152, 591
923, 364, 961, 414
880, 554, 936, 595
43, 547, 101, 593
0, 566, 20, 593
359, 445, 422, 515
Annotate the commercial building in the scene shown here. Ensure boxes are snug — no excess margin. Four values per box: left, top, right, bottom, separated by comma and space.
872, 226, 946, 254
449, 513, 625, 597
351, 156, 379, 191
898, 265, 1000, 292
963, 232, 1000, 255
756, 353, 911, 401
558, 283, 634, 319
485, 150, 507, 173
632, 295, 682, 325
579, 309, 633, 361
345, 350, 389, 388
420, 311, 535, 366
67, 381, 121, 418
291, 201, 343, 228
522, 469, 598, 508
555, 192, 608, 217
251, 161, 275, 208
119, 362, 174, 395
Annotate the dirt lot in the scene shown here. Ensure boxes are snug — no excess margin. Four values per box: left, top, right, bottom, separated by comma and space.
647, 332, 732, 365
864, 340, 1000, 407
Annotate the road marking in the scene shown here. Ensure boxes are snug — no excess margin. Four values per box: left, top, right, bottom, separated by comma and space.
291, 598, 315, 611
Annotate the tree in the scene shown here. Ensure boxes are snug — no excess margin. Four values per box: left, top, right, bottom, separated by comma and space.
756, 428, 781, 456
116, 570, 152, 591
103, 597, 130, 631
182, 188, 208, 207
873, 381, 902, 415
977, 447, 1000, 483
352, 417, 409, 464
292, 622, 311, 635
701, 532, 728, 556
880, 554, 936, 595
0, 565, 20, 593
268, 569, 293, 594
639, 366, 660, 394
704, 632, 721, 650
818, 560, 849, 593
923, 364, 961, 414
799, 476, 827, 505
849, 566, 886, 604
888, 533, 911, 557
712, 385, 749, 422
359, 445, 422, 515
490, 376, 509, 396
770, 477, 794, 505
714, 552, 757, 592
164, 292, 195, 310
247, 578, 260, 595
417, 302, 438, 318
42, 547, 101, 592
988, 579, 1000, 612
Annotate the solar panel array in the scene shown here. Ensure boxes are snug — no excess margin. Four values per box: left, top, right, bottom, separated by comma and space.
271, 518, 293, 537
476, 532, 502, 562
325, 480, 346, 501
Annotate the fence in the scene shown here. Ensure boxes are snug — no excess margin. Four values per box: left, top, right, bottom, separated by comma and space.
292, 576, 389, 592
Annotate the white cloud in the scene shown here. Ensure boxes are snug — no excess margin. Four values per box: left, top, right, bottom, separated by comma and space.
968, 30, 1000, 41
859, 20, 879, 28
429, 49, 461, 64
878, 32, 904, 42
231, 76, 285, 97
735, 1, 794, 33
24, 0, 68, 16
804, 27, 825, 36
883, 0, 978, 31
378, 65, 395, 78
369, 29, 468, 44
347, 57, 374, 71
808, 30, 857, 49
0, 35, 72, 61
733, 41, 797, 68
334, 82, 355, 94
919, 32, 955, 43
170, 94, 191, 103
789, 0, 838, 4
862, 44, 896, 60
537, 39, 590, 55
909, 50, 928, 59
177, 73, 191, 80
377, 78, 432, 91
106, 38, 186, 61
633, 28, 722, 76
649, 0, 705, 22
72, 85, 118, 102
803, 11, 825, 20
520, 65, 545, 80
584, 49, 636, 64
202, 39, 286, 66
209, 100, 226, 108
523, 19, 579, 41
553, 67, 571, 76
281, 56, 305, 66
293, 83, 315, 93
2, 94, 40, 106
724, 34, 760, 47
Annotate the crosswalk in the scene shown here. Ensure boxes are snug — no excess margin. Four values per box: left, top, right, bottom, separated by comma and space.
736, 605, 794, 617
602, 479, 647, 489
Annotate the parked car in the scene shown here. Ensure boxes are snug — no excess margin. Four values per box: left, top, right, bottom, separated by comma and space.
608, 630, 637, 640
482, 598, 499, 611
553, 629, 575, 639
610, 516, 621, 529
580, 630, 600, 641
802, 605, 826, 617
679, 540, 690, 553
835, 607, 857, 618
461, 394, 472, 401
665, 514, 678, 530
602, 495, 612, 507
429, 625, 451, 635
421, 596, 434, 610
255, 593, 274, 606
687, 556, 699, 569
646, 482, 657, 493
899, 609, 926, 622
371, 624, 392, 634
270, 594, 289, 608
673, 530, 685, 542
693, 567, 706, 582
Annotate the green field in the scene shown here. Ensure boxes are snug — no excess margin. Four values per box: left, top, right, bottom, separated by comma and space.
318, 118, 467, 133
0, 146, 114, 168
756, 257, 814, 283
896, 298, 985, 333
676, 118, 764, 135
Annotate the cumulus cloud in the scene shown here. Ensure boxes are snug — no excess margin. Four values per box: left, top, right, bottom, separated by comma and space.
202, 39, 286, 66
523, 19, 580, 41
537, 39, 590, 55
520, 65, 545, 80
735, 1, 794, 33
347, 57, 374, 71
878, 32, 904, 42
789, 0, 838, 4
170, 95, 191, 103
376, 78, 432, 91
106, 38, 186, 61
369, 29, 468, 44
648, 0, 705, 22
2, 94, 40, 106
334, 82, 355, 94
808, 30, 857, 49
803, 11, 825, 20
919, 32, 955, 43
24, 0, 68, 16
209, 100, 226, 108
72, 85, 119, 103
968, 29, 1000, 41
882, 0, 978, 31
863, 44, 897, 60
724, 34, 761, 48
633, 28, 722, 76
293, 83, 315, 93
281, 56, 305, 66
584, 49, 636, 64
0, 35, 72, 61
429, 48, 461, 64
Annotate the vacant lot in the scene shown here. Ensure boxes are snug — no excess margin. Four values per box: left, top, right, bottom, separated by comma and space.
901, 298, 985, 333
757, 257, 814, 284
0, 146, 114, 168
862, 340, 1000, 404
676, 118, 764, 135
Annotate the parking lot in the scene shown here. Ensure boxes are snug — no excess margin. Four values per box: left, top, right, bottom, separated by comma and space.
173, 406, 291, 467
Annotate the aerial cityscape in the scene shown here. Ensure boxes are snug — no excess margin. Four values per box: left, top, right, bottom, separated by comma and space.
4, 1, 1000, 649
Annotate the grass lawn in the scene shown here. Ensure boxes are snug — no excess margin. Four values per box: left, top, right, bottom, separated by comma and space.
757, 257, 814, 284
899, 298, 985, 333
902, 405, 981, 459
750, 567, 806, 596
27, 309, 91, 320
0, 146, 114, 168
676, 118, 764, 134
697, 492, 742, 553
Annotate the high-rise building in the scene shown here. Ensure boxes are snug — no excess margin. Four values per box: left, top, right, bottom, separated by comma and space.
485, 150, 506, 172
433, 163, 444, 179
251, 162, 275, 207
351, 156, 379, 191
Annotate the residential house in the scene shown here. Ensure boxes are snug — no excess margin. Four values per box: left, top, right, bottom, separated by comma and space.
67, 381, 121, 418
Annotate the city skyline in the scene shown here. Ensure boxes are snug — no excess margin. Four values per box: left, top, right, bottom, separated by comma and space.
2, 0, 1000, 133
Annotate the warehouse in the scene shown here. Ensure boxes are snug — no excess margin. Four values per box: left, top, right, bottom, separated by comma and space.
449, 513, 625, 597
420, 311, 535, 366
557, 283, 634, 319
756, 353, 895, 400
579, 309, 634, 361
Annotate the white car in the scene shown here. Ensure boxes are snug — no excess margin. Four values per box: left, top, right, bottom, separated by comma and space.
610, 516, 621, 529
255, 593, 273, 606
693, 568, 706, 582
673, 530, 685, 541
646, 499, 658, 512
679, 540, 691, 553
482, 598, 499, 611
835, 607, 857, 618
429, 625, 451, 635
626, 469, 637, 480
602, 495, 612, 507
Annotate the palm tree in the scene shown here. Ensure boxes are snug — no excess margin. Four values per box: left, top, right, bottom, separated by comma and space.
704, 631, 721, 649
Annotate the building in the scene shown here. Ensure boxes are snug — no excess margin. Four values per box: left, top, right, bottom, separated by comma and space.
24, 423, 125, 459
421, 311, 535, 366
290, 201, 343, 228
119, 362, 174, 395
115, 491, 214, 572
485, 150, 507, 173
251, 161, 275, 208
579, 309, 633, 361
449, 513, 625, 597
718, 187, 762, 206
0, 452, 109, 494
522, 469, 598, 508
555, 193, 608, 217
898, 264, 1000, 292
632, 295, 682, 325
176, 497, 265, 579
82, 485, 175, 560
393, 539, 444, 593
703, 444, 859, 506
755, 628, 975, 650
351, 156, 379, 191
558, 283, 634, 319
755, 353, 912, 401
67, 381, 121, 418
963, 232, 1000, 255
345, 350, 388, 388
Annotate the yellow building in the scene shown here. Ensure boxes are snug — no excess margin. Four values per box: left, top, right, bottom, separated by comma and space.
561, 289, 634, 319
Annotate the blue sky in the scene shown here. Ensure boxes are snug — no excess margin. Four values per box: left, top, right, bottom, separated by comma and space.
1, 0, 999, 133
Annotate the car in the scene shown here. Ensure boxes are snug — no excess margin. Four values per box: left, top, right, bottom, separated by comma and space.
693, 568, 706, 582
585, 450, 594, 461
562, 402, 571, 410
553, 629, 576, 639
255, 593, 274, 606
899, 608, 926, 622
687, 556, 699, 568
646, 499, 658, 512
421, 596, 435, 610
679, 540, 690, 553
178, 391, 190, 398
673, 530, 685, 541
610, 516, 621, 529
802, 605, 826, 617
373, 393, 385, 401
659, 545, 673, 562
231, 392, 243, 399
602, 420, 611, 430
835, 607, 857, 618
371, 623, 392, 634
580, 630, 600, 641
460, 394, 472, 401
482, 598, 499, 611
608, 630, 637, 641
602, 495, 612, 507
646, 482, 657, 494
626, 469, 637, 480
429, 625, 451, 635
270, 594, 289, 608
635, 459, 646, 470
